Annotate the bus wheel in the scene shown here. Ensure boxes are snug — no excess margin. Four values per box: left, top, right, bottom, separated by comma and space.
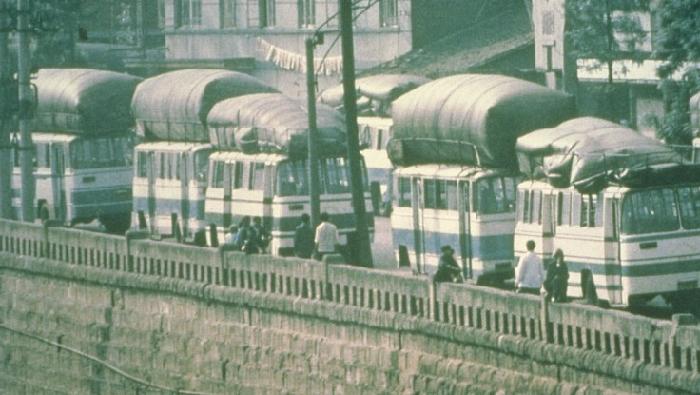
100, 214, 130, 235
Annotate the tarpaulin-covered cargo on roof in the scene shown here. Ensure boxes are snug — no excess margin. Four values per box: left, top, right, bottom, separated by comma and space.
32, 68, 142, 135
516, 117, 684, 192
207, 93, 346, 158
319, 74, 430, 116
131, 69, 276, 142
387, 74, 576, 169
691, 90, 700, 136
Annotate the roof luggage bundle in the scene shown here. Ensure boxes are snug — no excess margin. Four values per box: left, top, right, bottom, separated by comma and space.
516, 117, 695, 193
32, 69, 142, 135
207, 93, 347, 159
387, 74, 576, 169
320, 74, 430, 116
131, 69, 276, 142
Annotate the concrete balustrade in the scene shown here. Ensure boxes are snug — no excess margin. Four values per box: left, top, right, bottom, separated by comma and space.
0, 218, 699, 378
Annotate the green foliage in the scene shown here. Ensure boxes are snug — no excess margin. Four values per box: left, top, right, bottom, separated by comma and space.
654, 0, 700, 142
654, 0, 700, 78
565, 0, 649, 70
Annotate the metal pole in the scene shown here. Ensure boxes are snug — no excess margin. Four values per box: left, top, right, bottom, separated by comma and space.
0, 1, 13, 218
339, 0, 373, 267
17, 0, 34, 222
305, 36, 321, 228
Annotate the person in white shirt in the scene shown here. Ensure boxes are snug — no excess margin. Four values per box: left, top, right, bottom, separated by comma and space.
314, 212, 340, 260
515, 240, 544, 295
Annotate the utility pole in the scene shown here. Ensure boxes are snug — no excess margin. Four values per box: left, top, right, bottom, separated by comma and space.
305, 34, 322, 228
339, 0, 373, 267
0, 0, 13, 219
17, 0, 34, 222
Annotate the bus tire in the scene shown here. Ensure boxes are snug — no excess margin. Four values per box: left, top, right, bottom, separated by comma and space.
100, 214, 130, 235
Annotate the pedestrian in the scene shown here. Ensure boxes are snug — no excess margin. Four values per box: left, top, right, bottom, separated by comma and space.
545, 248, 569, 302
293, 213, 314, 259
433, 245, 463, 283
252, 216, 270, 253
314, 212, 339, 261
235, 216, 259, 254
514, 240, 544, 295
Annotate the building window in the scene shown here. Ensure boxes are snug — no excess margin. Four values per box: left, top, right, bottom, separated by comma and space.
379, 0, 398, 27
221, 0, 236, 28
176, 0, 202, 28
259, 0, 276, 28
298, 0, 315, 28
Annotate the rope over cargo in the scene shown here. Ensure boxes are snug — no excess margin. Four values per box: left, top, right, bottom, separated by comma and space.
131, 69, 276, 142
32, 69, 142, 135
387, 74, 576, 169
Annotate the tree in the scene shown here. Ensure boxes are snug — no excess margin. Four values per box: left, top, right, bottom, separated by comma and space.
653, 0, 700, 144
565, 0, 649, 84
32, 0, 81, 68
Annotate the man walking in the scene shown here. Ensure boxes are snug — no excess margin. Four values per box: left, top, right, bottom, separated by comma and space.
515, 240, 544, 295
314, 212, 339, 261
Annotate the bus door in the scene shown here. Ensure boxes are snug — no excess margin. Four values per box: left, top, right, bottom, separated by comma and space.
262, 161, 274, 226
146, 151, 157, 233
604, 196, 623, 305
49, 143, 66, 221
411, 177, 425, 273
179, 152, 190, 239
222, 161, 232, 229
458, 180, 472, 279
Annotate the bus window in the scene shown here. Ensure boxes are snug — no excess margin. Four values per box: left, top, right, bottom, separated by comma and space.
621, 188, 679, 234
580, 194, 597, 227
248, 162, 265, 190
137, 152, 148, 178
194, 149, 210, 182
445, 181, 458, 210
233, 162, 244, 188
323, 158, 351, 193
476, 177, 516, 215
70, 137, 130, 169
463, 182, 470, 212
424, 179, 437, 208
158, 153, 165, 179
174, 154, 181, 180
211, 161, 224, 188
678, 186, 700, 229
397, 177, 411, 207
35, 143, 49, 168
276, 160, 308, 196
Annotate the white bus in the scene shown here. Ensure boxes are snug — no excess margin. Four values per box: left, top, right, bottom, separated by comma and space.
204, 151, 374, 256
12, 133, 134, 233
515, 168, 700, 308
391, 164, 519, 282
132, 141, 212, 243
358, 116, 394, 216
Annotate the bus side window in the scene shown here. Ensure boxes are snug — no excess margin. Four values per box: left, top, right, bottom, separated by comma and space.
175, 154, 181, 180
424, 179, 437, 209
233, 162, 244, 189
533, 190, 542, 224
249, 162, 264, 190
35, 143, 49, 168
446, 181, 458, 210
397, 177, 411, 207
462, 182, 470, 212
556, 192, 564, 226
137, 152, 147, 178
159, 153, 166, 179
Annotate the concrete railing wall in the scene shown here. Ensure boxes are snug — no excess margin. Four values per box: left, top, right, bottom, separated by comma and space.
0, 219, 698, 377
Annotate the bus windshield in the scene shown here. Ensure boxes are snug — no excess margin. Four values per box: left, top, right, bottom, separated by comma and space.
474, 175, 517, 214
277, 157, 366, 196
69, 136, 133, 169
621, 188, 679, 235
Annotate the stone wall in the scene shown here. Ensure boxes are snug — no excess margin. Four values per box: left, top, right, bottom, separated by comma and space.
0, 219, 699, 394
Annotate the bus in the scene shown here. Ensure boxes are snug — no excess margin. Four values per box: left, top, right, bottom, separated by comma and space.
132, 141, 212, 243
358, 116, 394, 216
204, 151, 375, 256
12, 133, 134, 233
391, 164, 519, 282
515, 176, 700, 307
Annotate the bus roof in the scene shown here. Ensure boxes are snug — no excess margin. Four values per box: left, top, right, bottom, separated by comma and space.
135, 141, 212, 152
395, 164, 512, 179
209, 150, 288, 163
30, 133, 79, 143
